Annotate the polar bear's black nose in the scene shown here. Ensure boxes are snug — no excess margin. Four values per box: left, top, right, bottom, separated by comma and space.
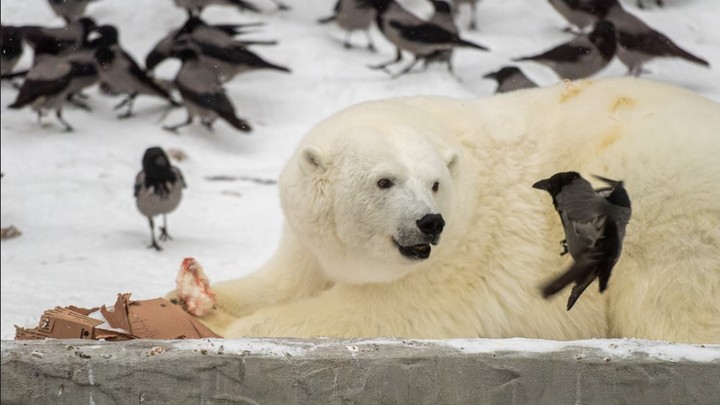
417, 214, 445, 238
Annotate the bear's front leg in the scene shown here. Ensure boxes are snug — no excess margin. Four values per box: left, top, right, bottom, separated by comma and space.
223, 286, 384, 338
222, 283, 468, 339
172, 231, 332, 335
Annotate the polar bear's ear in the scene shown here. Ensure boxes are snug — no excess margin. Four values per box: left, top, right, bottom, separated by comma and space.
300, 146, 328, 174
442, 149, 459, 175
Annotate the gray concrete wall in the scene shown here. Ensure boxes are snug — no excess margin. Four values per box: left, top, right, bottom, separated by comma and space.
2, 338, 719, 404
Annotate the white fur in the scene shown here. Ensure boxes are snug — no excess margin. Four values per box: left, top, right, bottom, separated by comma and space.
200, 78, 720, 343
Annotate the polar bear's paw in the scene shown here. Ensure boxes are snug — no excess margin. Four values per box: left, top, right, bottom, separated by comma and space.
175, 257, 216, 317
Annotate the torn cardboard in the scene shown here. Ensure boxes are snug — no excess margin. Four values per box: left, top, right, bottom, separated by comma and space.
15, 293, 220, 340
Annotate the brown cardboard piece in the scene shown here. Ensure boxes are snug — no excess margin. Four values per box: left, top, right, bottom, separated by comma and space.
15, 293, 221, 340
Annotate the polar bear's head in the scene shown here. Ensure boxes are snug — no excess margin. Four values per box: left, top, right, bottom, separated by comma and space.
279, 100, 462, 284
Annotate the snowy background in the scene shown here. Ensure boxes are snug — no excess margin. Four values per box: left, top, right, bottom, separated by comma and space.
1, 0, 718, 340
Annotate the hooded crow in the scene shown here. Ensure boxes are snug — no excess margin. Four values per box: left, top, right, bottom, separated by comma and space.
135, 146, 186, 251
364, 0, 489, 76
533, 171, 632, 310
8, 43, 96, 131
164, 42, 252, 133
514, 20, 616, 80
604, 2, 709, 75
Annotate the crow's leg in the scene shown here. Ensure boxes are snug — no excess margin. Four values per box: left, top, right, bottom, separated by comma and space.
365, 31, 376, 52
56, 108, 73, 132
147, 217, 162, 251
393, 57, 421, 77
159, 214, 172, 241
117, 93, 138, 119
369, 48, 403, 71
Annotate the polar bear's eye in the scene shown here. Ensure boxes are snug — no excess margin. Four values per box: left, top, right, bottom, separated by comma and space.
377, 178, 393, 189
432, 182, 439, 192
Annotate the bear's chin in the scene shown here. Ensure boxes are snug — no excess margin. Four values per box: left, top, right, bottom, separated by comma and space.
394, 240, 432, 260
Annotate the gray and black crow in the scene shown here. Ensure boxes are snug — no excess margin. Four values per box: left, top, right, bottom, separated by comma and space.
532, 171, 632, 310
8, 38, 98, 131
363, 0, 489, 76
135, 146, 186, 251
164, 42, 252, 133
514, 21, 616, 80
604, 2, 709, 76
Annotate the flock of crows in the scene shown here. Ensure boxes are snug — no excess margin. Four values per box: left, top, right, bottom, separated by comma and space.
0, 0, 711, 254
0, 0, 712, 132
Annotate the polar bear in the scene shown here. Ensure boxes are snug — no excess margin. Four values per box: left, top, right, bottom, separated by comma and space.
193, 77, 720, 344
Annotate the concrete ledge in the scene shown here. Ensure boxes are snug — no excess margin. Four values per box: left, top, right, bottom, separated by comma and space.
2, 338, 719, 404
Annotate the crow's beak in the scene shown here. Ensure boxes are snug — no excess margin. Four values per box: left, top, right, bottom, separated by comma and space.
532, 179, 550, 190
483, 71, 497, 79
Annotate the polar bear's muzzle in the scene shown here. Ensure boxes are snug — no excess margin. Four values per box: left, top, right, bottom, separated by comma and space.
394, 214, 445, 260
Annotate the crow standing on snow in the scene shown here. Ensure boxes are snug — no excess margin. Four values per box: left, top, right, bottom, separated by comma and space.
514, 20, 616, 80
532, 171, 632, 310
163, 41, 252, 133
135, 147, 186, 251
8, 35, 98, 131
363, 0, 489, 76
603, 1, 709, 76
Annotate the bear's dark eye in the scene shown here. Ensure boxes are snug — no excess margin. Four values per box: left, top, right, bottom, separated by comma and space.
432, 182, 439, 192
377, 178, 393, 189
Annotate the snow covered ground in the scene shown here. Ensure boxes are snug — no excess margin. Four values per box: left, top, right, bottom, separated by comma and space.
1, 0, 718, 340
